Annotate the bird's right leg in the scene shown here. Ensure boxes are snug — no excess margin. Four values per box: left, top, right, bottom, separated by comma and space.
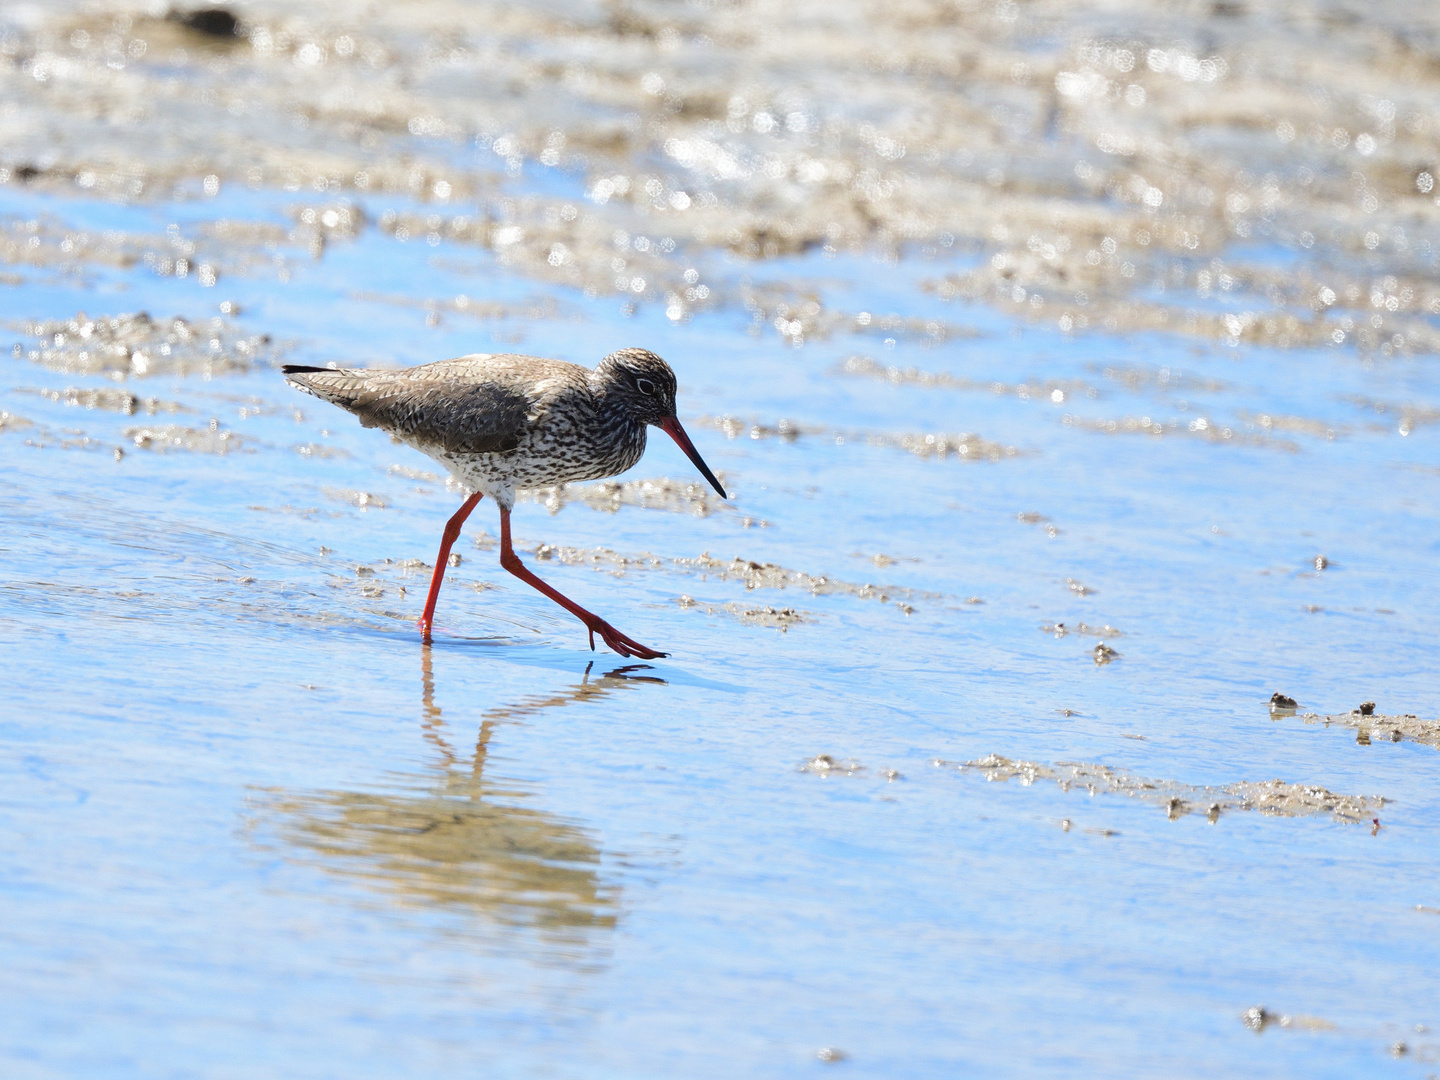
418, 492, 483, 641
497, 506, 667, 660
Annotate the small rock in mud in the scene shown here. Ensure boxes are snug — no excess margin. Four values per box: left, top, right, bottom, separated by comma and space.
169, 8, 241, 37
1356, 701, 1376, 716
1269, 692, 1298, 714
1092, 642, 1120, 665
1243, 1007, 1276, 1032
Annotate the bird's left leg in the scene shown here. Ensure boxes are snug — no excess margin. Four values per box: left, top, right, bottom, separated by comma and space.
418, 492, 483, 641
496, 505, 668, 659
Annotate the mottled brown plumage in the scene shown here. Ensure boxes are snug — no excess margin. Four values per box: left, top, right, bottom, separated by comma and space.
282, 348, 725, 658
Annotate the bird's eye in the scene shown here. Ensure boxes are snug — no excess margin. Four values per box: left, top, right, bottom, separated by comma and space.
636, 378, 656, 396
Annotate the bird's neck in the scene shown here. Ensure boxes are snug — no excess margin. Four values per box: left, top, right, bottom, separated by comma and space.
593, 395, 648, 466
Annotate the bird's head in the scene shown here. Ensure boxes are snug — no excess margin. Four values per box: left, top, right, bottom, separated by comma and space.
596, 348, 726, 499
597, 347, 678, 425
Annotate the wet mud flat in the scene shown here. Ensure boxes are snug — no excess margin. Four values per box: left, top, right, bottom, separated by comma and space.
948, 753, 1386, 824
3, 0, 1440, 1077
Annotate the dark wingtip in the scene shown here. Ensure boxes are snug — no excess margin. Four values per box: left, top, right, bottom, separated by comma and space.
281, 364, 329, 375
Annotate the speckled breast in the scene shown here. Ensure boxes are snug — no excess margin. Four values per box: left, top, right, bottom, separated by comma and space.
430, 420, 648, 497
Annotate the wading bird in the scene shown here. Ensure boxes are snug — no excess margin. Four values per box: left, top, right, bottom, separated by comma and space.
283, 349, 725, 659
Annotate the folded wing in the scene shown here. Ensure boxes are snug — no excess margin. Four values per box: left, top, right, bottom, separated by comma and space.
282, 356, 535, 455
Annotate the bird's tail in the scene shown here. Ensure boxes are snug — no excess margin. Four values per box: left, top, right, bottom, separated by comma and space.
281, 364, 373, 408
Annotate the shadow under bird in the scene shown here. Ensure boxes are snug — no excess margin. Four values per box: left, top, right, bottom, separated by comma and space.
282, 348, 727, 659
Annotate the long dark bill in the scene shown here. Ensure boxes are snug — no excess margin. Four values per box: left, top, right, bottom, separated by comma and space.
659, 416, 727, 499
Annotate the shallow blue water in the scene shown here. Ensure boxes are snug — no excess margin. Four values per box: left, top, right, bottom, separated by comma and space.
3, 177, 1440, 1078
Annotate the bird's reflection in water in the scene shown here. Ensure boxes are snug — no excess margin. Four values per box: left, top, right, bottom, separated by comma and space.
255, 650, 666, 940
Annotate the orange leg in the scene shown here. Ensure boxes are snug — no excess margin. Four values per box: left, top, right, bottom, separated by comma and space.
418, 492, 483, 642
498, 505, 667, 660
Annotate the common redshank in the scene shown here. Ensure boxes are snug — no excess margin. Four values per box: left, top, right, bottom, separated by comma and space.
282, 348, 726, 659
